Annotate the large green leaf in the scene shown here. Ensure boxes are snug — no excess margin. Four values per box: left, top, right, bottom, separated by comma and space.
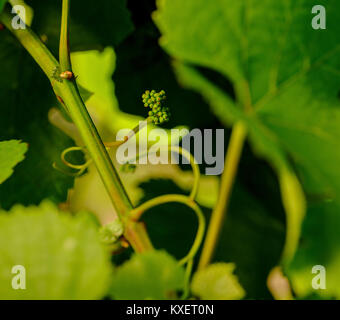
109, 250, 185, 300
0, 201, 111, 299
0, 140, 27, 184
154, 0, 340, 264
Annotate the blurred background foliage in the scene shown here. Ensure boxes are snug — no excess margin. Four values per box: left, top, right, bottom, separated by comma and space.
1, 0, 339, 299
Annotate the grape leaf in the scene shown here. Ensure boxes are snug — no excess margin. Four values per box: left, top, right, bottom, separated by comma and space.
0, 201, 111, 299
109, 250, 185, 300
0, 140, 27, 184
154, 0, 340, 265
191, 263, 245, 300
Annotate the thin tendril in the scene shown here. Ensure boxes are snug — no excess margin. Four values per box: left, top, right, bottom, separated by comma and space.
124, 141, 203, 290
52, 162, 88, 177
61, 146, 91, 169
130, 194, 205, 267
53, 146, 92, 176
181, 259, 194, 299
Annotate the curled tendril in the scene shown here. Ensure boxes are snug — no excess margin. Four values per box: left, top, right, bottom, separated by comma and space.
127, 144, 204, 297
130, 194, 205, 265
130, 193, 205, 298
52, 146, 92, 176
171, 146, 200, 200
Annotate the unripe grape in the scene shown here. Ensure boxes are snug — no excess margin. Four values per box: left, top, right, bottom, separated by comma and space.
141, 89, 170, 125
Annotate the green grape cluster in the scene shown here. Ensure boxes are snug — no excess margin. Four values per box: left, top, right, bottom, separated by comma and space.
142, 90, 170, 125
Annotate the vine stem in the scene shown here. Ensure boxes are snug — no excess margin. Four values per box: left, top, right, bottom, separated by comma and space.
59, 0, 71, 72
0, 3, 153, 252
198, 121, 247, 270
104, 118, 152, 148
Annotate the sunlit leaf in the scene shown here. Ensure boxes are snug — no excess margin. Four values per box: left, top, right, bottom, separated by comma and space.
0, 140, 27, 185
0, 201, 111, 299
109, 250, 185, 300
191, 263, 245, 300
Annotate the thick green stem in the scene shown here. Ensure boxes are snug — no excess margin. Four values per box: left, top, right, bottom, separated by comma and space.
61, 82, 133, 214
0, 6, 153, 252
198, 122, 247, 269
